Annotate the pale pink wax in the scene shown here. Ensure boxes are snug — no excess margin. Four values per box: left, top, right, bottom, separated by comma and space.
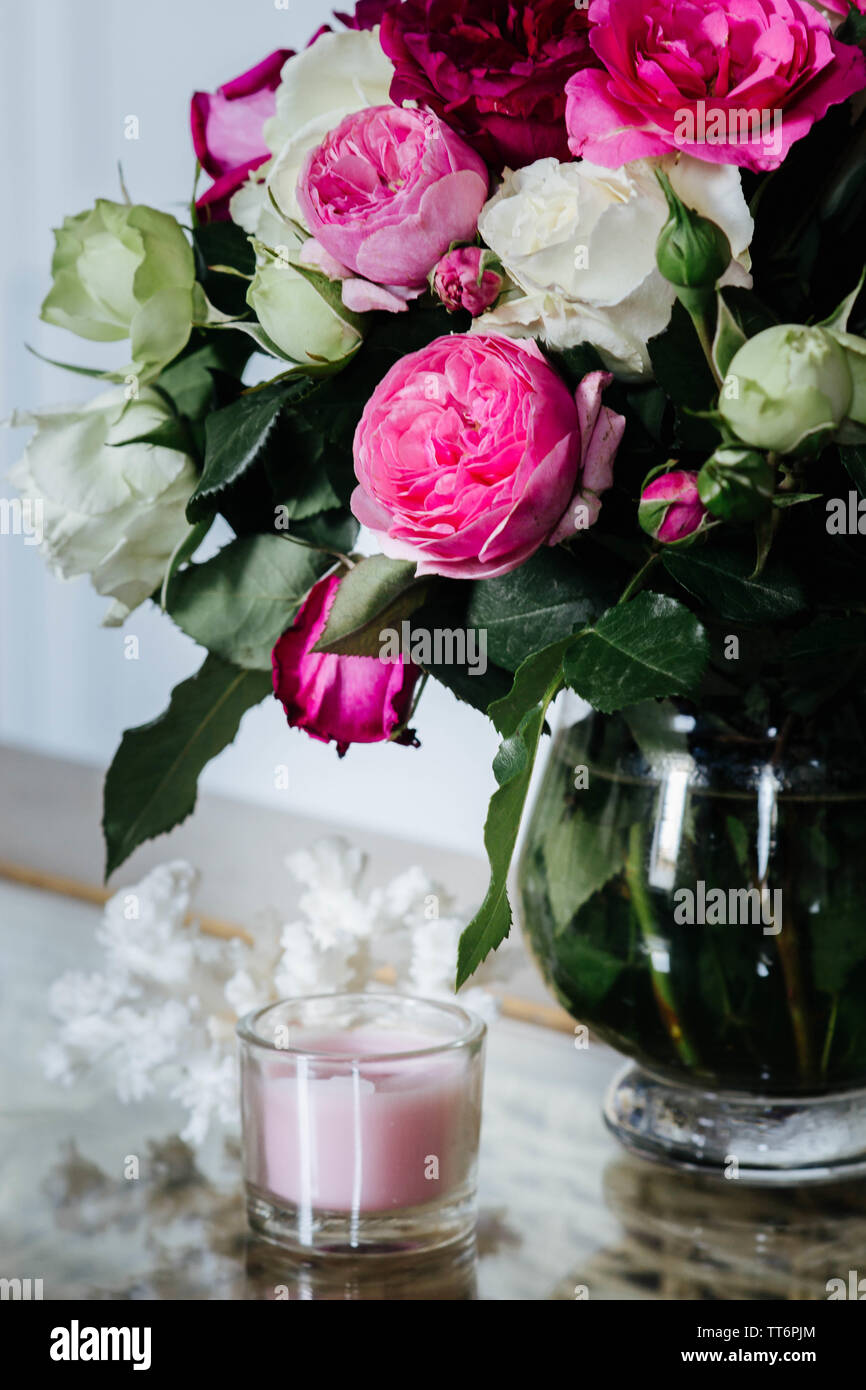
255, 1029, 474, 1213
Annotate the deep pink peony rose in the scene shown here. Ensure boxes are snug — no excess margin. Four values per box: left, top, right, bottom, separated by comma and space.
432, 247, 503, 316
565, 0, 866, 173
352, 335, 626, 580
380, 0, 597, 171
297, 105, 488, 291
272, 572, 421, 757
191, 50, 291, 222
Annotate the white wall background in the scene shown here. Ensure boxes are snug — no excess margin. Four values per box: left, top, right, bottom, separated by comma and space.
0, 0, 501, 855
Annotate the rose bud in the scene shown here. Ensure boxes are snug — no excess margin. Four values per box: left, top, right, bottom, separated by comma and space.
639, 468, 709, 545
272, 572, 421, 756
432, 247, 504, 317
655, 172, 732, 292
697, 445, 775, 523
720, 325, 853, 457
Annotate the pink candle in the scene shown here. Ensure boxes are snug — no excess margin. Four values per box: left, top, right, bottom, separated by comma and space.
238, 995, 486, 1255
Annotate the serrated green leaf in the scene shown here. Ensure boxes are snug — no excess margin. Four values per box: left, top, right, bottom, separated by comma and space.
457, 668, 562, 987
466, 548, 615, 671
313, 555, 428, 657
563, 592, 709, 714
663, 544, 806, 624
187, 380, 312, 522
103, 654, 272, 877
167, 534, 331, 669
488, 637, 573, 737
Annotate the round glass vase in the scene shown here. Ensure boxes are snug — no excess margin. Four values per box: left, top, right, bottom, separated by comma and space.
517, 694, 866, 1184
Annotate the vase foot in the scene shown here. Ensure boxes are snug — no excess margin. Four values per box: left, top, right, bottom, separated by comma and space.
604, 1063, 866, 1186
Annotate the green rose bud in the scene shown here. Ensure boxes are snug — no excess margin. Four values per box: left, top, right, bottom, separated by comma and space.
828, 329, 866, 428
697, 445, 775, 522
719, 324, 854, 456
247, 245, 363, 368
655, 172, 733, 292
40, 200, 197, 382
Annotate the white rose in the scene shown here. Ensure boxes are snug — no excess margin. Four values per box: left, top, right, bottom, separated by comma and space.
230, 29, 395, 240
476, 155, 754, 378
9, 386, 196, 625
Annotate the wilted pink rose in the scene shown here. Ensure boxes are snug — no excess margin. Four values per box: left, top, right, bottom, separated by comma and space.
191, 50, 291, 222
639, 470, 708, 545
352, 335, 626, 580
432, 247, 503, 317
297, 106, 488, 291
272, 572, 421, 756
380, 0, 597, 171
565, 0, 866, 173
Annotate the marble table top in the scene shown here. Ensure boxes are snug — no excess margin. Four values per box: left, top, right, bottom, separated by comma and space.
2, 879, 865, 1300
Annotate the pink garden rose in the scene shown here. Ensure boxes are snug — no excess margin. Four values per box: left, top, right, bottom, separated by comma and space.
565, 0, 866, 173
380, 0, 597, 171
191, 50, 291, 221
432, 247, 503, 317
638, 470, 708, 545
272, 572, 421, 756
297, 105, 488, 292
352, 335, 626, 580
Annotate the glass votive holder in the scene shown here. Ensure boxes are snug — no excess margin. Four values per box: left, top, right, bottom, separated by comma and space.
237, 993, 486, 1257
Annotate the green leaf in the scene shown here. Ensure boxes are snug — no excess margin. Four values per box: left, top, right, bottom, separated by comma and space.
103, 654, 272, 877
785, 615, 866, 663
109, 416, 194, 454
160, 518, 212, 610
157, 334, 252, 419
422, 658, 513, 715
456, 695, 553, 988
542, 817, 629, 936
167, 534, 331, 669
313, 555, 428, 657
840, 444, 866, 498
466, 548, 616, 672
563, 592, 709, 714
187, 379, 312, 522
712, 293, 747, 379
663, 543, 806, 624
488, 637, 573, 737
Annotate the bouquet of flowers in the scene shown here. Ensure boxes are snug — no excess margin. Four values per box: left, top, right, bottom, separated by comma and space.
13, 0, 866, 997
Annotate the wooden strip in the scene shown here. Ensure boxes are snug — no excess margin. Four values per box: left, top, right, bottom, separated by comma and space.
0, 857, 253, 943
0, 858, 574, 1031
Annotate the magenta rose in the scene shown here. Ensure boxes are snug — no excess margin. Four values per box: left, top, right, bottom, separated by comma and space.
352, 335, 626, 580
334, 0, 393, 26
380, 0, 597, 170
191, 50, 291, 222
432, 247, 503, 317
639, 471, 708, 545
272, 572, 421, 756
297, 106, 488, 292
566, 0, 866, 174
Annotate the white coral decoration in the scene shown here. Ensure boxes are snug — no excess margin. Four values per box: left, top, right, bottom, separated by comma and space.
43, 840, 511, 1146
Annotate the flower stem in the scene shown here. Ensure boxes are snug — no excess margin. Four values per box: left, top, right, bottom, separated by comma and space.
625, 823, 701, 1068
618, 552, 661, 605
